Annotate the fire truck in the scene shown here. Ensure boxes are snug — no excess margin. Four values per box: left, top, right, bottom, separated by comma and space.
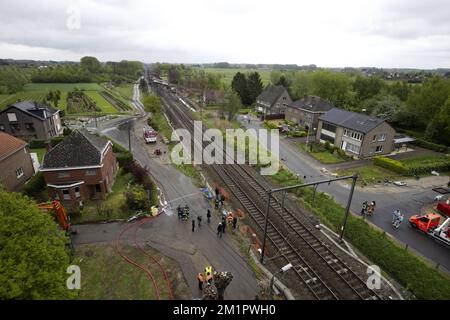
409, 213, 450, 247
143, 125, 157, 143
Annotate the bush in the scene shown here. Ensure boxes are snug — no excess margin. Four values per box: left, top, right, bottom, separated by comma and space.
412, 138, 449, 153
116, 152, 133, 167
22, 172, 46, 198
401, 156, 450, 175
29, 140, 46, 148
289, 130, 307, 138
124, 185, 150, 211
374, 156, 409, 174
263, 121, 278, 130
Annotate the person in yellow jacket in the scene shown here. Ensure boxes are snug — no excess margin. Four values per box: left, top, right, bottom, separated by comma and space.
204, 266, 213, 284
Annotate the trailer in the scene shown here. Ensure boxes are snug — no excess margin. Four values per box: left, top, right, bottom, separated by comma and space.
143, 125, 157, 143
430, 217, 450, 247
436, 201, 450, 217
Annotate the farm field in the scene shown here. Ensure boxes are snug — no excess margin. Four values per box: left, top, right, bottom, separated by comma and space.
193, 67, 271, 86
0, 83, 134, 114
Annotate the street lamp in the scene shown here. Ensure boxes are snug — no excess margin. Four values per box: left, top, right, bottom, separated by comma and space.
269, 263, 293, 297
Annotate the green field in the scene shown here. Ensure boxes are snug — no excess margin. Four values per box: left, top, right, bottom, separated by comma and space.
0, 83, 133, 115
194, 67, 272, 86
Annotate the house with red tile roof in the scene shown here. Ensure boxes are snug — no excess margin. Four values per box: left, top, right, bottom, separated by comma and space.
0, 131, 35, 191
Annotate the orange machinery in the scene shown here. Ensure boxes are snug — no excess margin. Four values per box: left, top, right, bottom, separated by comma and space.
37, 200, 71, 231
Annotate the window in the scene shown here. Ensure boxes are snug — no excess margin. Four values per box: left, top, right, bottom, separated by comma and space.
16, 168, 24, 179
378, 133, 386, 142
95, 184, 102, 193
320, 133, 335, 144
75, 186, 80, 198
10, 124, 20, 132
346, 143, 360, 154
375, 145, 384, 153
85, 169, 97, 176
25, 123, 35, 131
322, 122, 336, 133
0, 124, 4, 131
62, 189, 70, 200
7, 113, 17, 122
372, 134, 377, 142
58, 172, 71, 178
344, 129, 363, 141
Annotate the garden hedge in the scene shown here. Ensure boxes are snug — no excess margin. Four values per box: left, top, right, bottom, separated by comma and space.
373, 156, 409, 175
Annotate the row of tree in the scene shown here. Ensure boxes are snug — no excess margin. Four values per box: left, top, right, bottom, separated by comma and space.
0, 67, 30, 94
30, 57, 143, 85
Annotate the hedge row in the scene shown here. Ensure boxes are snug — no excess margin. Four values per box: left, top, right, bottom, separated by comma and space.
412, 138, 449, 153
373, 156, 409, 175
402, 156, 450, 175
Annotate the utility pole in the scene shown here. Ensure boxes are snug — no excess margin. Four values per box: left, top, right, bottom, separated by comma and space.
339, 175, 358, 241
128, 121, 131, 153
260, 190, 272, 264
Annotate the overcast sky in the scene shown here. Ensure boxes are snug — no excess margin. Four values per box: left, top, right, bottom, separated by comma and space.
1, 0, 450, 68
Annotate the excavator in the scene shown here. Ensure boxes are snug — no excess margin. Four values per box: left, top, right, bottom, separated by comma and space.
37, 200, 72, 233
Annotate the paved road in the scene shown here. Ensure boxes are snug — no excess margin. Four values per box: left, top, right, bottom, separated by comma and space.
238, 115, 450, 271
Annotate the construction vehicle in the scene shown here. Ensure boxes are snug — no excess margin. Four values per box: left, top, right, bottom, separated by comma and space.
409, 213, 450, 247
143, 125, 157, 143
37, 200, 72, 232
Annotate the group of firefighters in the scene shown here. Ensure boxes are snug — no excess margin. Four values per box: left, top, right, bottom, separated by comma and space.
361, 200, 377, 216
197, 265, 214, 290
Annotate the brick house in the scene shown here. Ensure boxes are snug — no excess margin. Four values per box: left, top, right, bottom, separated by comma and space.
316, 108, 396, 159
0, 101, 63, 141
0, 131, 35, 191
255, 85, 292, 119
285, 96, 335, 130
41, 130, 118, 201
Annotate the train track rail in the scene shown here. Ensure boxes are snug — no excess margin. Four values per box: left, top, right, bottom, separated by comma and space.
154, 84, 382, 300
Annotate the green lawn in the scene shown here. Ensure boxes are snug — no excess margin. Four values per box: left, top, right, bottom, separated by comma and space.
74, 243, 190, 299
30, 148, 47, 163
336, 164, 404, 186
112, 84, 134, 100
85, 91, 119, 114
193, 67, 271, 86
297, 143, 347, 164
24, 83, 103, 91
69, 169, 135, 224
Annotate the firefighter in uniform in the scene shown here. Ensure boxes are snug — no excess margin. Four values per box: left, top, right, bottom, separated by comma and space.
204, 266, 213, 284
197, 273, 205, 290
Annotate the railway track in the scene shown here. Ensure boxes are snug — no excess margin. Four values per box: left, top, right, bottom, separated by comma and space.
154, 84, 382, 300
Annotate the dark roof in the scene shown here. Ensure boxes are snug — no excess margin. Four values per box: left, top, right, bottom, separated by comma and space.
319, 108, 386, 133
288, 96, 335, 112
2, 101, 59, 121
0, 131, 27, 161
42, 129, 110, 169
256, 85, 287, 105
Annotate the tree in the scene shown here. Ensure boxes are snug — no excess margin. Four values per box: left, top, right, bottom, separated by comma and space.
143, 95, 162, 114
310, 71, 353, 108
231, 72, 251, 106
223, 92, 242, 121
363, 94, 402, 121
246, 72, 263, 105
80, 56, 101, 74
0, 189, 73, 299
389, 81, 411, 101
353, 75, 384, 101
425, 97, 450, 145
405, 76, 450, 128
275, 75, 290, 89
